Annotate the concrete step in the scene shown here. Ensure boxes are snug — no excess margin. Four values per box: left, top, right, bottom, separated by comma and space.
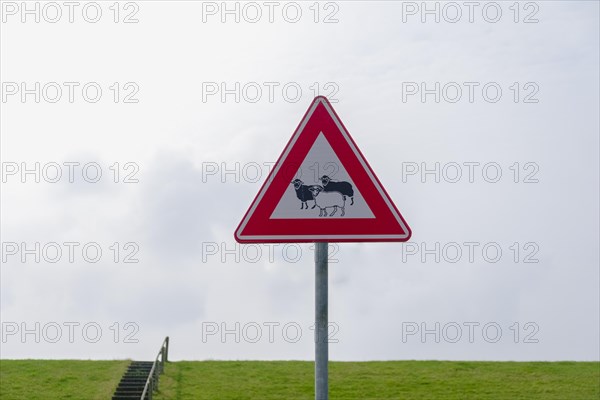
112, 360, 155, 400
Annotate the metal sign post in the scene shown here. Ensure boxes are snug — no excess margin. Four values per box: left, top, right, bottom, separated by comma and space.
315, 242, 329, 400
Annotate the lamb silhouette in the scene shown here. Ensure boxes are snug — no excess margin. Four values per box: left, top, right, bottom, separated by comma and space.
291, 179, 321, 209
319, 176, 354, 205
308, 186, 345, 217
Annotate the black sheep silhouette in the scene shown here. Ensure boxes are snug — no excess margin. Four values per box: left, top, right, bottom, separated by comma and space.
319, 175, 354, 205
291, 179, 322, 209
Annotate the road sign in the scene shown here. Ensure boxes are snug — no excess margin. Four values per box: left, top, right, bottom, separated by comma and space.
235, 96, 411, 243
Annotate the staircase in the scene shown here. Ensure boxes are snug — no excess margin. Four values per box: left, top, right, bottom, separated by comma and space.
112, 361, 154, 399
112, 336, 169, 400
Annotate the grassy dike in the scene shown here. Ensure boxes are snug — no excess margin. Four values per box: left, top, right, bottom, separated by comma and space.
153, 360, 600, 400
0, 359, 598, 399
0, 359, 129, 399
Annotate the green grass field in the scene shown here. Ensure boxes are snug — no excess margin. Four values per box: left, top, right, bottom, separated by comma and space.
0, 359, 129, 399
154, 361, 599, 400
1, 360, 598, 399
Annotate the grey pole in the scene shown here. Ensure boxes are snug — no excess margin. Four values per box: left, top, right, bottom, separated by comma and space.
315, 242, 329, 400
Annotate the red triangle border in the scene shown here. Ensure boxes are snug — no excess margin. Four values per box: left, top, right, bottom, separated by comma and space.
235, 96, 412, 243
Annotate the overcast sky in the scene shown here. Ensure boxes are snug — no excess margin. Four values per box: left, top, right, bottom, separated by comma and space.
1, 1, 598, 362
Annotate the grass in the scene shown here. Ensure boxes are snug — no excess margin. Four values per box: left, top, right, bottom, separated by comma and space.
153, 360, 600, 400
0, 360, 598, 399
0, 359, 129, 400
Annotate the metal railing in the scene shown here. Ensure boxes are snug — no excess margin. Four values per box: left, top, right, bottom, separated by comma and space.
140, 336, 169, 400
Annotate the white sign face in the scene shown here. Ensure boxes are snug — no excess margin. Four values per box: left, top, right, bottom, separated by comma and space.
270, 133, 375, 219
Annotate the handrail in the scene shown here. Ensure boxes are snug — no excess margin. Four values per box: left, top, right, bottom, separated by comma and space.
140, 336, 169, 400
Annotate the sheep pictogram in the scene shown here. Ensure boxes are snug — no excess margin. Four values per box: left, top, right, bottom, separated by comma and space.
308, 186, 345, 217
291, 179, 322, 209
319, 175, 354, 205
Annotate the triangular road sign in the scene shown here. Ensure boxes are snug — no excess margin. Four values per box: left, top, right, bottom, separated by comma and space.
235, 96, 412, 243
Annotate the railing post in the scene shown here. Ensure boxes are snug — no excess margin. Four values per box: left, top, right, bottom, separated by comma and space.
160, 349, 164, 373
165, 336, 169, 362
154, 367, 159, 391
